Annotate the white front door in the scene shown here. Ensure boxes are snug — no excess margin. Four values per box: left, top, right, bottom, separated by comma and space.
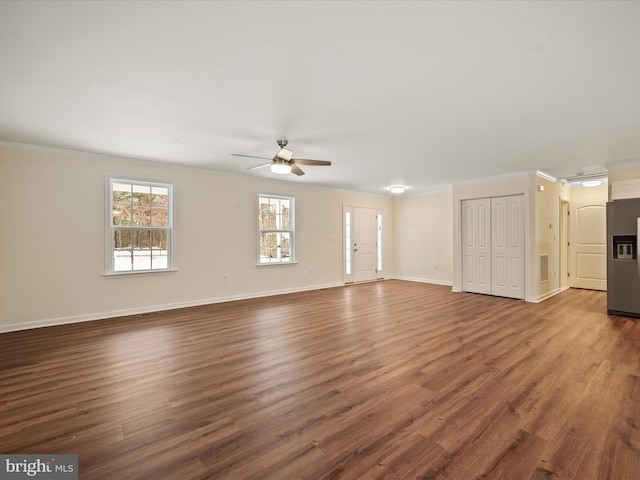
353, 207, 378, 283
570, 199, 607, 290
491, 195, 525, 299
462, 198, 491, 294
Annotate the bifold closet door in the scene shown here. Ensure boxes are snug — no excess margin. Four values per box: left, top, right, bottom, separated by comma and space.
462, 198, 491, 294
491, 195, 525, 299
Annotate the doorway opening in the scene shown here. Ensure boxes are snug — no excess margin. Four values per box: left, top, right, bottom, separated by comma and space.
344, 205, 383, 283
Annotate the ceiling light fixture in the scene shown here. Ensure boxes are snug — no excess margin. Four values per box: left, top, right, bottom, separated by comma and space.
271, 160, 292, 174
276, 148, 293, 161
389, 186, 406, 194
581, 179, 603, 187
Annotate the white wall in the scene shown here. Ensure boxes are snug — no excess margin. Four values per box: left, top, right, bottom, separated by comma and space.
534, 176, 569, 300
0, 145, 393, 331
1, 143, 591, 333
392, 189, 453, 285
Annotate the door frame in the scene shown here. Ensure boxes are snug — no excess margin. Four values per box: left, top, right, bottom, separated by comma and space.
343, 204, 384, 284
453, 189, 531, 301
569, 197, 607, 291
559, 197, 570, 291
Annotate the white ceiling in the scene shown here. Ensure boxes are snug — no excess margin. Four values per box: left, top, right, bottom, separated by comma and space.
2, 0, 640, 195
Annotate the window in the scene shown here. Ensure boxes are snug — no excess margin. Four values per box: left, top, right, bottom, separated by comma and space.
377, 213, 383, 273
345, 211, 352, 275
107, 178, 173, 273
258, 194, 294, 264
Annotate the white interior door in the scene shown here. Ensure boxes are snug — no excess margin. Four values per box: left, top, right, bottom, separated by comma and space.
462, 198, 491, 294
353, 207, 377, 283
570, 199, 607, 290
491, 195, 524, 299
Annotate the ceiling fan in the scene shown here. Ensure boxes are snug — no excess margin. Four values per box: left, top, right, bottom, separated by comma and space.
232, 140, 331, 176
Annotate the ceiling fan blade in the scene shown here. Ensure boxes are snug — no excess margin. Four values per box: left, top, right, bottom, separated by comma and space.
247, 162, 272, 171
232, 153, 273, 161
291, 159, 332, 166
291, 164, 305, 176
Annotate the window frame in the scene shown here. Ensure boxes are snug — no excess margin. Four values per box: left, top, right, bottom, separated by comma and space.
257, 193, 296, 265
105, 176, 175, 275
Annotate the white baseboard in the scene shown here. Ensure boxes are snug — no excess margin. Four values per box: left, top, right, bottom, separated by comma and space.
530, 287, 564, 303
0, 282, 345, 334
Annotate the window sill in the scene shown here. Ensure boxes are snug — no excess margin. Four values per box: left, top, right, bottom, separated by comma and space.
255, 262, 299, 267
103, 269, 179, 278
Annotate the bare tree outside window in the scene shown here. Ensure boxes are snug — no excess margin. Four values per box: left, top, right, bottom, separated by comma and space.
258, 195, 294, 264
109, 180, 173, 272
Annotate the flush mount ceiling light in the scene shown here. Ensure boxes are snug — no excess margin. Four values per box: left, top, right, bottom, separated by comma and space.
559, 171, 608, 189
389, 186, 406, 194
271, 159, 292, 174
581, 180, 603, 187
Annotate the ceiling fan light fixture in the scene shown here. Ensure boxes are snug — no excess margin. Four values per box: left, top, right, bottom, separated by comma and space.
271, 160, 292, 174
389, 186, 406, 194
276, 148, 293, 161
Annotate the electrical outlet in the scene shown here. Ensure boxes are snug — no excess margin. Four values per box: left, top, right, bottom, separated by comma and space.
223, 274, 228, 282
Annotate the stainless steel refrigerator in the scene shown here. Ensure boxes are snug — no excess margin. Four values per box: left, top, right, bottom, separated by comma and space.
607, 197, 640, 317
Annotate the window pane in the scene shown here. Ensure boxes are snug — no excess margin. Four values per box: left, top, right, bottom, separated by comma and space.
133, 205, 151, 226
113, 183, 132, 225
113, 182, 132, 195
114, 230, 133, 271
113, 205, 132, 226
136, 187, 151, 206
133, 248, 152, 270
151, 206, 168, 227
377, 214, 383, 272
279, 232, 291, 260
260, 232, 277, 263
279, 200, 290, 229
345, 211, 351, 275
151, 187, 169, 207
133, 230, 151, 249
152, 230, 168, 269
132, 230, 152, 270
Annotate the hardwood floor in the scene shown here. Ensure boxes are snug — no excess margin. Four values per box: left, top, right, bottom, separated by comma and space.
1, 280, 639, 479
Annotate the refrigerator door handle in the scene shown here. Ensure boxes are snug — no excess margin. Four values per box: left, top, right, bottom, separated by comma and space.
637, 218, 640, 278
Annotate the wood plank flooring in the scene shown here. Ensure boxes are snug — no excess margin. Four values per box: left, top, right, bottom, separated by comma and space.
1, 280, 640, 479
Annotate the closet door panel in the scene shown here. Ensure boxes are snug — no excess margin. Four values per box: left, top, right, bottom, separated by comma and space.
462, 198, 491, 294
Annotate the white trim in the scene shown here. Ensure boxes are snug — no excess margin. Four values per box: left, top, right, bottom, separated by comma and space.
396, 184, 453, 198
257, 193, 295, 265
255, 262, 298, 267
535, 170, 557, 182
0, 281, 345, 334
106, 176, 175, 274
103, 269, 179, 277
530, 287, 564, 303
